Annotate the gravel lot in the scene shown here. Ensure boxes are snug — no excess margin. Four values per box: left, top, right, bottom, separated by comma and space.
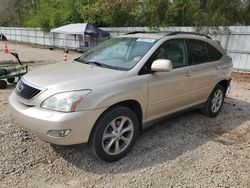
0, 42, 250, 188
0, 41, 80, 63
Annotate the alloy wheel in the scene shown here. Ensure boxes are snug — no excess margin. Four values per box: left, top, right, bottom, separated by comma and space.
102, 116, 134, 155
211, 89, 223, 113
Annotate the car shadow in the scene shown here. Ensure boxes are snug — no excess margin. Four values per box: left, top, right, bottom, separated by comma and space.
52, 96, 250, 174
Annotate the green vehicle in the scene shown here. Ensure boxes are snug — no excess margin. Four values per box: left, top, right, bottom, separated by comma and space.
0, 52, 28, 89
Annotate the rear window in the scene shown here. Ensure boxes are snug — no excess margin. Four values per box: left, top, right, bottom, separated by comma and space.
207, 44, 223, 61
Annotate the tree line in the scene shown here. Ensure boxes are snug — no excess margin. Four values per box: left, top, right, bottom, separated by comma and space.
0, 0, 250, 32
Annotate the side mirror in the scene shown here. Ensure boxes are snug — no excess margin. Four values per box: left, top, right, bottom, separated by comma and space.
151, 59, 172, 72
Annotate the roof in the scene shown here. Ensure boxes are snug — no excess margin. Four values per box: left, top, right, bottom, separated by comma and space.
51, 23, 88, 35
51, 23, 110, 38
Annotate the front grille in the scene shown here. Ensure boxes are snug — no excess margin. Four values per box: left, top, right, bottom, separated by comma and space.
15, 80, 41, 100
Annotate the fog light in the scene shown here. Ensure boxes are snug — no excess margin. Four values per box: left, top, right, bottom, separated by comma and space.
47, 130, 71, 137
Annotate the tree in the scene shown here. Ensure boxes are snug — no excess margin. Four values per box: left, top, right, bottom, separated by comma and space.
1, 0, 250, 30
242, 0, 250, 25
166, 0, 190, 26
191, 0, 244, 27
0, 0, 26, 26
24, 0, 83, 32
75, 0, 139, 27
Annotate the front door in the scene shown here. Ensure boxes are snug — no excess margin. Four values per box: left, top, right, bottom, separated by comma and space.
142, 39, 194, 122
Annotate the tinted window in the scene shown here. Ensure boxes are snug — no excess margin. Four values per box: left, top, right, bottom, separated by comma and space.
141, 39, 188, 73
207, 44, 223, 61
189, 40, 209, 64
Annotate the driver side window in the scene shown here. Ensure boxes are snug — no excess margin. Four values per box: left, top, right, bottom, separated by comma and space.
140, 39, 188, 74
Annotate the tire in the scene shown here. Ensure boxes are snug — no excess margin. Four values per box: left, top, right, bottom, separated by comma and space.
201, 85, 225, 117
90, 106, 139, 162
7, 77, 15, 84
0, 80, 7, 89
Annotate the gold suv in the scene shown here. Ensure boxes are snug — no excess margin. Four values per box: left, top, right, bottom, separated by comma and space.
9, 32, 233, 162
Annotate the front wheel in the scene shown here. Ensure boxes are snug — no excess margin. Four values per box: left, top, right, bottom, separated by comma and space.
201, 85, 225, 117
90, 106, 139, 162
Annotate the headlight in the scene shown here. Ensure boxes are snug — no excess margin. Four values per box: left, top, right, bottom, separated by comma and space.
41, 90, 91, 112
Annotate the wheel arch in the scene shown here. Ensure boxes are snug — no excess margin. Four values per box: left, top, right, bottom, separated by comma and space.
216, 79, 231, 94
88, 99, 143, 143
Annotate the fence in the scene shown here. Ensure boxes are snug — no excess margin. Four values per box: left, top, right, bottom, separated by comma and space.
1, 26, 250, 72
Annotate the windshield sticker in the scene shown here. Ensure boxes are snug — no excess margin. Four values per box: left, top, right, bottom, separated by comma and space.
136, 38, 156, 43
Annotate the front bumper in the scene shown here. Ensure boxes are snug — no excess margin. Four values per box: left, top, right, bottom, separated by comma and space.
9, 91, 106, 145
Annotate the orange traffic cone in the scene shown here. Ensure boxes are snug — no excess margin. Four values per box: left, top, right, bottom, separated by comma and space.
63, 50, 68, 62
3, 42, 9, 54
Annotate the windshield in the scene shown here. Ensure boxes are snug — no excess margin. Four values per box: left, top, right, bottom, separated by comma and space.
75, 37, 158, 70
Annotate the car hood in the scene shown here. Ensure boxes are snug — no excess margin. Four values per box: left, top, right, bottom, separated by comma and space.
23, 61, 125, 91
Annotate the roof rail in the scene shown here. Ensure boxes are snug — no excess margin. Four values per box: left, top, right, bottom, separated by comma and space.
125, 31, 146, 35
167, 31, 212, 39
125, 31, 164, 35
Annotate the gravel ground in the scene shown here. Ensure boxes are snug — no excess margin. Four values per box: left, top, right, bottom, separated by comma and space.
0, 41, 80, 63
0, 43, 250, 188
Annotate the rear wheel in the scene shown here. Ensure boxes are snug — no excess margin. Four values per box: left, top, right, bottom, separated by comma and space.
90, 106, 139, 162
201, 85, 225, 117
0, 80, 7, 89
7, 77, 15, 84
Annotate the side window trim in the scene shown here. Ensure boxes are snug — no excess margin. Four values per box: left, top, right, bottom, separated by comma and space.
186, 39, 194, 65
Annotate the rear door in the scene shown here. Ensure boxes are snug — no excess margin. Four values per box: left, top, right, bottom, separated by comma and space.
186, 39, 223, 106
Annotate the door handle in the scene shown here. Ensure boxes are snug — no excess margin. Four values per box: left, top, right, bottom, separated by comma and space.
186, 70, 193, 77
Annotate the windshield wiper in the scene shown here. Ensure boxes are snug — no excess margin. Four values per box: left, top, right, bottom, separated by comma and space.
87, 61, 105, 67
75, 59, 128, 71
74, 58, 104, 67
90, 61, 127, 70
